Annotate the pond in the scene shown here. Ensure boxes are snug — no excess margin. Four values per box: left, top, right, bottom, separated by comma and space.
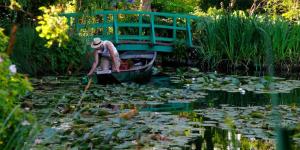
23, 68, 300, 149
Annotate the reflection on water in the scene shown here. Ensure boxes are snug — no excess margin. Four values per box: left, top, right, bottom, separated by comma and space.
144, 74, 300, 149
196, 88, 300, 107
26, 74, 300, 149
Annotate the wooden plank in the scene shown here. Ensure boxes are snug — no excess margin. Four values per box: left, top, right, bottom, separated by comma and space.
139, 14, 143, 41
150, 14, 156, 45
118, 35, 150, 40
116, 44, 173, 52
173, 17, 177, 40
156, 37, 174, 42
103, 14, 107, 36
113, 14, 119, 43
186, 18, 192, 47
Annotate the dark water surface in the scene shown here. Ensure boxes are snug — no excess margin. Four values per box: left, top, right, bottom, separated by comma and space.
143, 74, 300, 149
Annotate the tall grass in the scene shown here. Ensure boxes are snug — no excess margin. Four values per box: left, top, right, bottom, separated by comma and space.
192, 14, 300, 72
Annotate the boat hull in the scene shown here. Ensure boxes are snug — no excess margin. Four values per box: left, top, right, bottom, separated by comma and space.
96, 51, 156, 84
96, 65, 153, 84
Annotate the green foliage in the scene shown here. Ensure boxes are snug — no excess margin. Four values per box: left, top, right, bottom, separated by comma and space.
198, 0, 254, 11
264, 0, 300, 22
190, 11, 300, 70
11, 25, 87, 75
0, 28, 34, 150
151, 0, 197, 13
0, 28, 9, 52
35, 3, 75, 47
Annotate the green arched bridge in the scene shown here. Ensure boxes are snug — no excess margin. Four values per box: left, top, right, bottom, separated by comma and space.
62, 10, 200, 52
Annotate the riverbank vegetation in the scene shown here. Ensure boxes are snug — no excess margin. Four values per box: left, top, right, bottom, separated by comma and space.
1, 0, 300, 149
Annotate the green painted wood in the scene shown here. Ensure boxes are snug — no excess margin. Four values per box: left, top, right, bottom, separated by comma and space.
138, 14, 143, 41
173, 17, 177, 41
113, 14, 118, 43
118, 35, 150, 40
186, 18, 192, 47
103, 14, 107, 36
150, 14, 156, 45
116, 44, 172, 52
61, 10, 200, 52
156, 37, 174, 42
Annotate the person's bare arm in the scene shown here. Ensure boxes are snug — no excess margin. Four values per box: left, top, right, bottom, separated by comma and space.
87, 50, 99, 76
106, 42, 120, 72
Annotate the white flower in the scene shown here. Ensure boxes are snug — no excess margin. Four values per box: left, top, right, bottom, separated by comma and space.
237, 133, 241, 141
9, 64, 17, 74
131, 140, 137, 144
34, 139, 42, 144
0, 56, 3, 63
21, 120, 30, 126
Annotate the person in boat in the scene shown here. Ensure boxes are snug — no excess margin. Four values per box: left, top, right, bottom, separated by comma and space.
87, 38, 121, 76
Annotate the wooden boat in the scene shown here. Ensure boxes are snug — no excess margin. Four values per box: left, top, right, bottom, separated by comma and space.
96, 51, 157, 84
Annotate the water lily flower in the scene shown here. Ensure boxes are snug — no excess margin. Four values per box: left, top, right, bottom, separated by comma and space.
238, 88, 246, 95
9, 64, 17, 74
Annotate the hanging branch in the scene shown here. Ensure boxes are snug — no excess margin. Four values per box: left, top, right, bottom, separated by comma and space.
0, 5, 34, 18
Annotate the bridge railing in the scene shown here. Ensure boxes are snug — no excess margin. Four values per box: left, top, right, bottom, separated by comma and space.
62, 10, 200, 52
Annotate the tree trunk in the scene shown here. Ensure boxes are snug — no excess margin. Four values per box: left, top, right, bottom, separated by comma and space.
140, 0, 151, 11
7, 24, 18, 56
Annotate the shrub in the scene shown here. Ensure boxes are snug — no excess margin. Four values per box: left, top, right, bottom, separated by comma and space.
11, 24, 87, 75
0, 28, 34, 149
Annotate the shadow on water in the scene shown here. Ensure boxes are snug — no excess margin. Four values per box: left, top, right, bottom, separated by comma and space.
194, 88, 300, 108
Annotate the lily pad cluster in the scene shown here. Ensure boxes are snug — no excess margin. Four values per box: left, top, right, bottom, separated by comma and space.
168, 68, 300, 94
24, 74, 300, 149
31, 108, 198, 149
193, 105, 300, 142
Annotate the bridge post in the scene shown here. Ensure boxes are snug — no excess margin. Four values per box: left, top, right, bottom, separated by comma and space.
173, 17, 177, 41
113, 14, 119, 43
150, 14, 156, 45
186, 17, 192, 47
139, 14, 143, 41
75, 17, 79, 33
103, 14, 107, 36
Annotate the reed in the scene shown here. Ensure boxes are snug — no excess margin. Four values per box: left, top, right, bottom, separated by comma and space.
191, 13, 300, 72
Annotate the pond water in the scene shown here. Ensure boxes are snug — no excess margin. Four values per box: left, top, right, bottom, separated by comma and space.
24, 69, 300, 149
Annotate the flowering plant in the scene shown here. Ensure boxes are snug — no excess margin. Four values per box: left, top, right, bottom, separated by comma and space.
0, 28, 34, 149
